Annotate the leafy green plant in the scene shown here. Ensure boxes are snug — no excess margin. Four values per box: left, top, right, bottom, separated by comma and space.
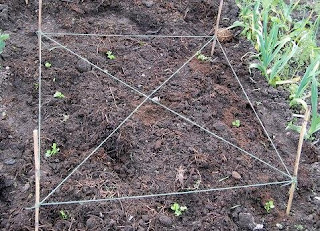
232, 120, 241, 127
59, 210, 69, 220
106, 51, 116, 60
288, 56, 320, 138
54, 91, 65, 99
196, 52, 211, 62
170, 203, 187, 216
264, 200, 275, 213
294, 224, 304, 230
45, 61, 52, 68
234, 0, 320, 138
46, 143, 60, 157
0, 33, 9, 54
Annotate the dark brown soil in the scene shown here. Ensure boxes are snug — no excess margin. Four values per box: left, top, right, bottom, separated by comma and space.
0, 0, 319, 230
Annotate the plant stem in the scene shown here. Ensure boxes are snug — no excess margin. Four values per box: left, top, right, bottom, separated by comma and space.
211, 0, 224, 56
286, 107, 310, 215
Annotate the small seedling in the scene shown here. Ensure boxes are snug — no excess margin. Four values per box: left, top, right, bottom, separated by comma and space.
232, 120, 241, 127
59, 210, 69, 220
196, 51, 211, 62
0, 33, 9, 54
170, 203, 187, 216
46, 143, 60, 157
294, 224, 304, 230
44, 61, 52, 68
54, 91, 65, 99
264, 200, 275, 213
106, 51, 116, 60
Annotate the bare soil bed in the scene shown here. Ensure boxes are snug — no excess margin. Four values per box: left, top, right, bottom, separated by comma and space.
0, 0, 319, 230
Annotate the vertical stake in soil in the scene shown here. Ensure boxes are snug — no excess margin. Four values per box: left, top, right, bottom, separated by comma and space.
35, 0, 43, 230
211, 0, 224, 55
33, 130, 40, 231
286, 107, 310, 215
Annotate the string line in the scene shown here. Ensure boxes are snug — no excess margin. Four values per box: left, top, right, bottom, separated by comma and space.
217, 40, 291, 176
38, 33, 214, 205
36, 32, 292, 209
41, 33, 290, 178
28, 180, 291, 208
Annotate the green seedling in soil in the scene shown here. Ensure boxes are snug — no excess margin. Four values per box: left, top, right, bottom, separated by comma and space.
44, 61, 52, 68
170, 203, 187, 216
196, 51, 211, 62
0, 32, 9, 54
46, 143, 60, 157
106, 51, 116, 60
54, 91, 65, 99
232, 120, 241, 127
294, 224, 304, 230
264, 200, 275, 213
59, 210, 69, 220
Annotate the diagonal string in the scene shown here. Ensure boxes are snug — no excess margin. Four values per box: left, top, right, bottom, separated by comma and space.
41, 33, 291, 178
39, 33, 215, 205
28, 180, 291, 208
150, 100, 291, 178
217, 39, 291, 176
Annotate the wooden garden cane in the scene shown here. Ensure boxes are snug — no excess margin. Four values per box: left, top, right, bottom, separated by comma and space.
211, 0, 224, 55
33, 130, 40, 231
286, 107, 310, 215
34, 0, 43, 230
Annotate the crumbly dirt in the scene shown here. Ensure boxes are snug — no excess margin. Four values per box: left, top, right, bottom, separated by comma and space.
0, 0, 319, 230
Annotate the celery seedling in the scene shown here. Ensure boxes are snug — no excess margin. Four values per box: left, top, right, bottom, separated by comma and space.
170, 203, 187, 216
46, 143, 60, 157
54, 91, 65, 99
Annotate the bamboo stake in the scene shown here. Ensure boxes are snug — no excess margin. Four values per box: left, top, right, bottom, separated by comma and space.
34, 0, 43, 230
286, 107, 310, 215
33, 130, 40, 231
211, 0, 224, 56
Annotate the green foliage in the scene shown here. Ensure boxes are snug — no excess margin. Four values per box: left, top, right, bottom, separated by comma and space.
294, 224, 304, 230
45, 61, 52, 68
196, 51, 211, 62
170, 203, 187, 216
289, 57, 320, 138
234, 0, 320, 138
264, 200, 275, 213
232, 120, 241, 127
54, 91, 65, 99
106, 51, 116, 60
0, 33, 9, 54
59, 210, 69, 220
46, 143, 60, 157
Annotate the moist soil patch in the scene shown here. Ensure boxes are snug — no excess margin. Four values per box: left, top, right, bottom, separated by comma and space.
0, 1, 320, 230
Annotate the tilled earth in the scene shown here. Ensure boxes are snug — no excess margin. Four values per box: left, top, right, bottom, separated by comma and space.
0, 0, 319, 230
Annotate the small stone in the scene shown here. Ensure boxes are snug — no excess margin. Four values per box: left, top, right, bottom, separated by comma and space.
86, 217, 100, 229
154, 140, 162, 150
212, 121, 227, 131
238, 213, 257, 230
22, 183, 30, 192
254, 224, 264, 230
276, 223, 284, 229
0, 4, 8, 21
75, 59, 92, 73
4, 159, 16, 165
142, 0, 154, 8
232, 171, 242, 180
141, 215, 149, 222
158, 215, 172, 227
1, 111, 7, 120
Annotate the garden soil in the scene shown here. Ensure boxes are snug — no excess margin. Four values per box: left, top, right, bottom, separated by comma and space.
0, 0, 319, 230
